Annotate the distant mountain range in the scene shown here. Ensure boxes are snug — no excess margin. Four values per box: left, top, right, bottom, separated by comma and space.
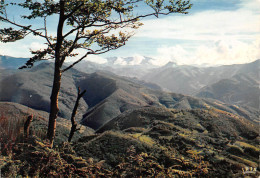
73, 58, 259, 109
0, 60, 259, 130
71, 56, 157, 78
142, 60, 259, 93
64, 57, 259, 108
0, 55, 29, 69
197, 73, 259, 108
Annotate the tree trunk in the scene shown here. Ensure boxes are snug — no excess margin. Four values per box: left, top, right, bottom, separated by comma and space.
24, 114, 33, 139
68, 124, 77, 143
46, 0, 65, 147
68, 87, 86, 142
47, 66, 61, 147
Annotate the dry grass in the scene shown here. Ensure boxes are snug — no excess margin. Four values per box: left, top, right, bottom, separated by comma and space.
235, 141, 260, 151
0, 112, 25, 155
130, 133, 156, 146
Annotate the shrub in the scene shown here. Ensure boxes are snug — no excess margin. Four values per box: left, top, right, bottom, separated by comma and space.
244, 147, 259, 158
226, 145, 244, 156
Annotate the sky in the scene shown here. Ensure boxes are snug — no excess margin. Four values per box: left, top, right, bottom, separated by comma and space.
0, 0, 259, 66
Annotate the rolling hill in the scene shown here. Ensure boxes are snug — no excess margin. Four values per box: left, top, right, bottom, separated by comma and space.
73, 106, 259, 177
1, 61, 259, 131
0, 62, 89, 119
78, 72, 259, 130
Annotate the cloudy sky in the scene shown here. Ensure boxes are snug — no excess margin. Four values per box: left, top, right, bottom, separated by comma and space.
0, 0, 259, 66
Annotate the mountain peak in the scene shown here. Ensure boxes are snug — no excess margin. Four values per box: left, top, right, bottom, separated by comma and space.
163, 61, 177, 68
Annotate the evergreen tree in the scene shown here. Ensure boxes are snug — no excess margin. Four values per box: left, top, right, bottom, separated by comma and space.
0, 0, 191, 147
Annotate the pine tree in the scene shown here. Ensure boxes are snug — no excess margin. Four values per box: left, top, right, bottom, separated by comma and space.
0, 0, 192, 147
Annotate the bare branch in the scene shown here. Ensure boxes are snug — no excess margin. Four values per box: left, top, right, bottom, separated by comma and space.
44, 16, 53, 48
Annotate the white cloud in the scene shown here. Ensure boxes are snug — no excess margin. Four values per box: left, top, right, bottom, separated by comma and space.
137, 0, 260, 65
239, 0, 260, 13
193, 39, 260, 65
86, 55, 108, 64
0, 41, 30, 57
137, 8, 259, 41
129, 55, 144, 65
150, 45, 189, 66
0, 34, 48, 58
152, 38, 260, 66
30, 42, 47, 51
114, 57, 127, 65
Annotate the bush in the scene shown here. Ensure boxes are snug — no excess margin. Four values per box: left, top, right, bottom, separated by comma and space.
244, 147, 259, 158
226, 146, 244, 156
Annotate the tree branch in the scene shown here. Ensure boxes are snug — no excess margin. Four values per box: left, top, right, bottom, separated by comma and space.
60, 29, 80, 66
64, 2, 84, 19
44, 16, 53, 48
0, 16, 52, 46
61, 52, 91, 73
